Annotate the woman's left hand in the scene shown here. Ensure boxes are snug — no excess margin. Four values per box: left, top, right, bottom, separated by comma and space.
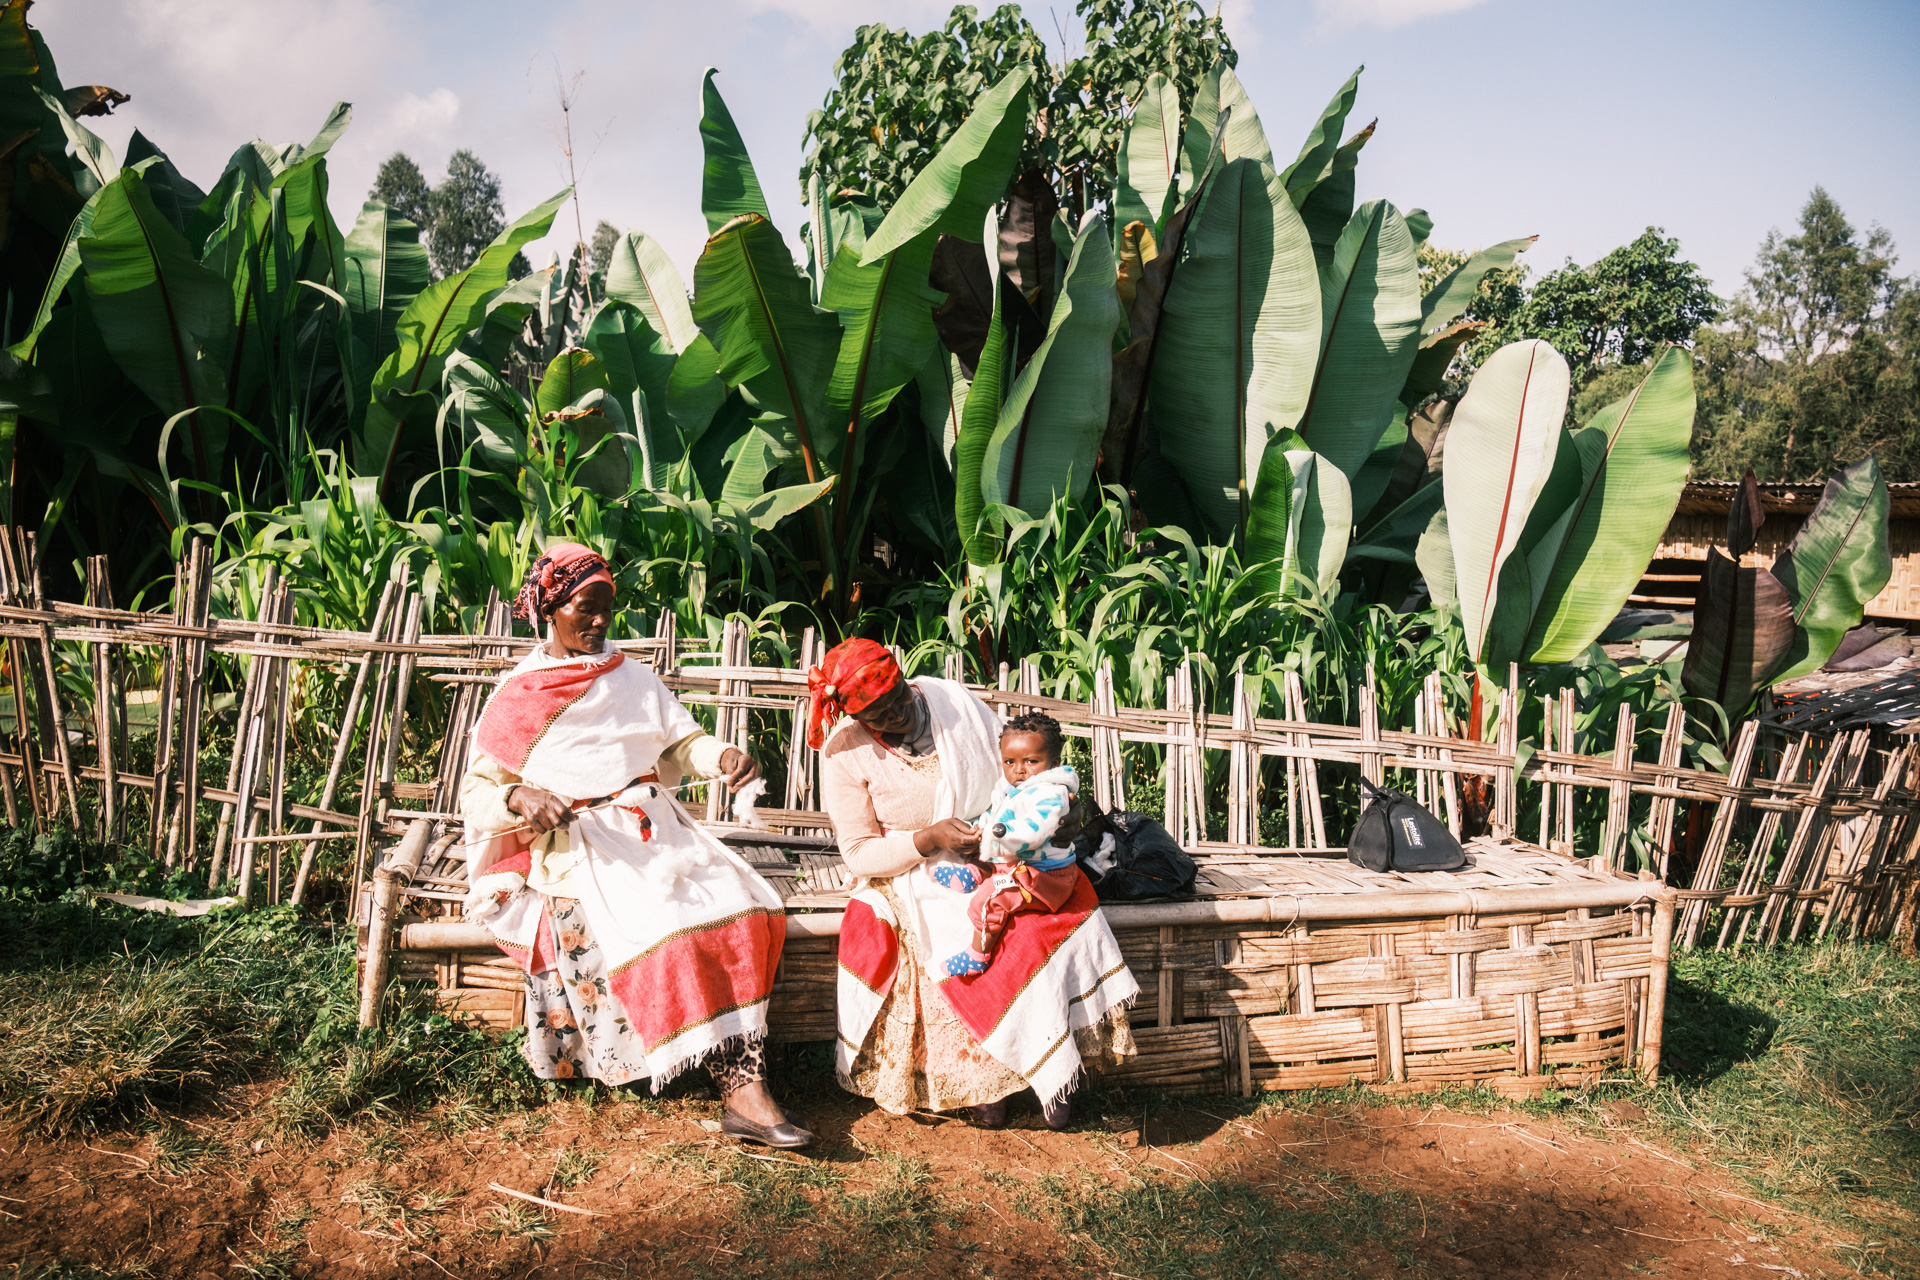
718, 747, 761, 789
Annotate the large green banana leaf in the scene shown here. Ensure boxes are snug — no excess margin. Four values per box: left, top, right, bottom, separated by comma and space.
1420, 235, 1535, 335
34, 86, 113, 192
1149, 157, 1320, 540
1179, 61, 1273, 179
1416, 502, 1456, 614
1441, 339, 1570, 663
1277, 67, 1362, 206
1522, 346, 1695, 662
1297, 199, 1422, 482
1116, 72, 1181, 234
916, 349, 969, 471
820, 237, 940, 495
604, 230, 701, 354
535, 347, 608, 418
440, 351, 525, 464
860, 68, 1030, 266
691, 213, 839, 486
584, 301, 683, 481
1682, 548, 1795, 712
364, 188, 567, 483
1246, 437, 1349, 597
954, 214, 1004, 566
343, 200, 430, 372
75, 170, 229, 439
1297, 119, 1374, 268
981, 212, 1120, 513
371, 188, 567, 399
1768, 456, 1892, 682
698, 69, 770, 234
124, 136, 204, 237
13, 184, 101, 361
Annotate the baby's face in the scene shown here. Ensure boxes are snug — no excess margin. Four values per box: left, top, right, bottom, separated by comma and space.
1000, 731, 1057, 786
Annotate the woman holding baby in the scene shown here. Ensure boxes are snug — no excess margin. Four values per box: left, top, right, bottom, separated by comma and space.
814, 639, 1138, 1130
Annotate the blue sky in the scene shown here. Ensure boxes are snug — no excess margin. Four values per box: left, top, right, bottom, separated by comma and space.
40, 0, 1920, 303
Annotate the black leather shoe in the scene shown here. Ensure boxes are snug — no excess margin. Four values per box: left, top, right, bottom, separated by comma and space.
1041, 1094, 1072, 1130
971, 1099, 1009, 1130
721, 1107, 815, 1149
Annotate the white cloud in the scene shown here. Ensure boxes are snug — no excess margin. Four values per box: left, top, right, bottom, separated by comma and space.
1312, 0, 1491, 31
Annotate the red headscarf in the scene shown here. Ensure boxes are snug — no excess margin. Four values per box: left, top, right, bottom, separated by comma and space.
512, 542, 614, 623
807, 638, 902, 749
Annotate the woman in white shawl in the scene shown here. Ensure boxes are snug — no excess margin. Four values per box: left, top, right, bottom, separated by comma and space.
814, 639, 1137, 1129
461, 543, 811, 1148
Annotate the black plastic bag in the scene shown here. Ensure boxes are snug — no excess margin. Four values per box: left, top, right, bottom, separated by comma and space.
1348, 776, 1465, 872
1074, 807, 1197, 900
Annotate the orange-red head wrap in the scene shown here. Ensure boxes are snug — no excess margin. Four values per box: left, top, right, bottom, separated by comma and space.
806, 638, 902, 749
513, 542, 614, 623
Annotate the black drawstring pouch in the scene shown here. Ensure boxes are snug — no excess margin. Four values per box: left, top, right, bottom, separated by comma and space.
1348, 777, 1466, 872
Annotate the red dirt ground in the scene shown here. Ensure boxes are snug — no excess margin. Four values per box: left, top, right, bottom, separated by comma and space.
0, 1084, 1855, 1279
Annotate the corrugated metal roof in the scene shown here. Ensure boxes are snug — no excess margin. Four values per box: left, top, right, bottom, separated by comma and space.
1674, 480, 1920, 519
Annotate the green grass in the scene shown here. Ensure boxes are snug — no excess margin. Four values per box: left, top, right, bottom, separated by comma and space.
1639, 942, 1920, 1272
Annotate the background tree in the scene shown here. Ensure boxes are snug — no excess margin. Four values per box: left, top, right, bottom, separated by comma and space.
1693, 189, 1916, 480
1456, 228, 1718, 387
801, 0, 1233, 218
589, 219, 620, 273
370, 152, 432, 229
428, 149, 507, 277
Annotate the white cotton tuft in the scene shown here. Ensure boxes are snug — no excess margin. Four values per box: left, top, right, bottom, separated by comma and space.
731, 777, 769, 828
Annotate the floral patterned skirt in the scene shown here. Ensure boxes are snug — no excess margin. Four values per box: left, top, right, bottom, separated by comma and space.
838, 880, 1136, 1115
523, 895, 763, 1089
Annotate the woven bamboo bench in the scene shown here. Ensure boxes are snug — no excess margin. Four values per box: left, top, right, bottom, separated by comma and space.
356, 816, 1677, 1099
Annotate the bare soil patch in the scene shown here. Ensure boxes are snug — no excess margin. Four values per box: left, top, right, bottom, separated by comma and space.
0, 1082, 1856, 1279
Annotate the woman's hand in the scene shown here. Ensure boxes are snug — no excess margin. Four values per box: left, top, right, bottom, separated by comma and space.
718, 747, 761, 790
508, 784, 575, 834
913, 818, 981, 858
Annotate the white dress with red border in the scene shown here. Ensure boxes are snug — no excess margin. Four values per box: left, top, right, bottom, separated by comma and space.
460, 642, 785, 1087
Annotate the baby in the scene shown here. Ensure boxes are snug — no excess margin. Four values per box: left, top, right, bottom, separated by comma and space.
933, 711, 1084, 977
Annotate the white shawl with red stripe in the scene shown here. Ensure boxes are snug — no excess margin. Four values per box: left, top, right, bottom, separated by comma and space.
462, 644, 785, 1085
832, 679, 1138, 1106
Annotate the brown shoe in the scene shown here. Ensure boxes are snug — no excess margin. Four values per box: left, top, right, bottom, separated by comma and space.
1041, 1094, 1072, 1130
971, 1099, 1009, 1129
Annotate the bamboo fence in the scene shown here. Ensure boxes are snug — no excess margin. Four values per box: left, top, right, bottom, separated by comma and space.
4, 535, 1918, 1095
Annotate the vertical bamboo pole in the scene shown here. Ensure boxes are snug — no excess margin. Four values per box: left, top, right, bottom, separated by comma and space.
1820, 741, 1913, 940
1285, 672, 1326, 848
1557, 689, 1576, 852
1717, 736, 1806, 949
1227, 670, 1250, 847
707, 617, 746, 823
290, 581, 400, 906
375, 596, 425, 831
145, 559, 184, 862
1601, 705, 1636, 869
351, 587, 411, 894
1494, 674, 1519, 834
1677, 720, 1760, 948
0, 536, 45, 826
1645, 703, 1687, 879
1751, 733, 1849, 946
1426, 674, 1460, 841
22, 534, 81, 826
176, 540, 215, 872
785, 627, 816, 813
85, 557, 120, 841
1162, 671, 1185, 847
212, 569, 280, 882
1537, 695, 1554, 848
1785, 729, 1872, 942
1640, 893, 1676, 1084
1358, 665, 1383, 789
